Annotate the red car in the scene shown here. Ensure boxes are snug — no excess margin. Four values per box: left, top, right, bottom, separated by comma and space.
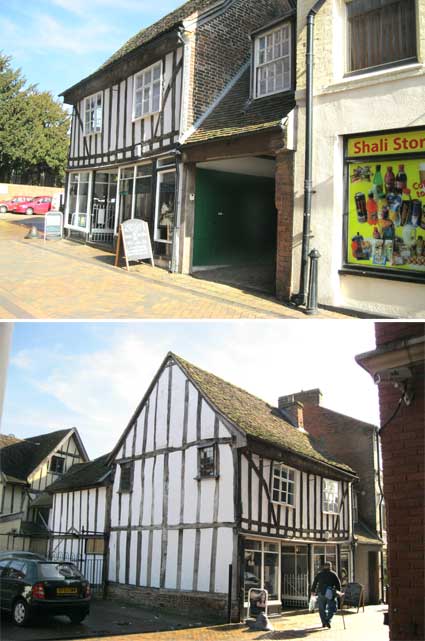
12, 196, 53, 215
0, 196, 33, 214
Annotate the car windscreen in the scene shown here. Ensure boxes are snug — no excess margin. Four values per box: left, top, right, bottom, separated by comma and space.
38, 563, 83, 580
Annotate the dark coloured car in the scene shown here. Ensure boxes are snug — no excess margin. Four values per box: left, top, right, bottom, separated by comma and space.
0, 558, 91, 626
0, 551, 46, 561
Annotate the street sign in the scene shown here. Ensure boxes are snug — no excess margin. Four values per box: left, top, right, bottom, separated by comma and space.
115, 219, 154, 270
44, 211, 63, 241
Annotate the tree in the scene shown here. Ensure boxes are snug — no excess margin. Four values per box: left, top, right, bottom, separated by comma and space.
0, 53, 70, 185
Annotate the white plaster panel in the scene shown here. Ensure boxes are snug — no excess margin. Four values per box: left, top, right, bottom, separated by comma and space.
302, 473, 308, 531
155, 370, 169, 449
145, 389, 156, 452
117, 80, 125, 149
197, 528, 213, 592
131, 460, 142, 526
215, 528, 234, 593
109, 531, 117, 581
218, 420, 230, 438
200, 400, 215, 439
186, 382, 198, 443
88, 488, 97, 531
110, 88, 118, 150
240, 453, 249, 521
200, 480, 215, 523
183, 447, 198, 523
80, 490, 88, 531
126, 76, 133, 148
139, 531, 148, 586
144, 117, 152, 143
142, 458, 153, 526
97, 488, 106, 532
163, 53, 173, 134
169, 366, 186, 448
120, 491, 130, 528
103, 89, 110, 154
150, 529, 162, 588
73, 491, 81, 531
181, 529, 196, 590
165, 529, 179, 589
118, 532, 126, 584
295, 470, 301, 531
135, 408, 145, 456
167, 451, 182, 525
129, 530, 138, 585
250, 454, 260, 525
153, 455, 164, 525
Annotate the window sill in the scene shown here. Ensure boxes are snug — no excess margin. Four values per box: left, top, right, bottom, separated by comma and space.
254, 87, 293, 101
339, 266, 425, 285
83, 131, 102, 137
132, 109, 161, 123
319, 62, 424, 96
194, 475, 220, 481
271, 500, 295, 508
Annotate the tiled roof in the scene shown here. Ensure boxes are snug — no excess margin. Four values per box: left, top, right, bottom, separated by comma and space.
354, 522, 383, 546
171, 354, 355, 475
0, 434, 22, 449
0, 429, 71, 482
48, 454, 111, 493
184, 67, 295, 145
100, 0, 218, 69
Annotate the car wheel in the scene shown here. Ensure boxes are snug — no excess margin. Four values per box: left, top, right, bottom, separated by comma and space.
25, 207, 34, 215
12, 599, 31, 627
69, 609, 88, 624
0, 206, 6, 214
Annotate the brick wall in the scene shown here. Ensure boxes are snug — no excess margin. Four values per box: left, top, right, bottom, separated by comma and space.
107, 582, 237, 622
374, 323, 424, 641
303, 404, 379, 532
275, 150, 295, 300
185, 0, 292, 128
0, 183, 64, 201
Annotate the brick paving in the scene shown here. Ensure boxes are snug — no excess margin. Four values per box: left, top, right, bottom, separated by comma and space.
67, 606, 388, 641
0, 215, 349, 320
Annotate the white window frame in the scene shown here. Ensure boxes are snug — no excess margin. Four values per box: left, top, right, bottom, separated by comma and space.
271, 463, 295, 507
154, 168, 176, 244
84, 92, 103, 136
133, 61, 163, 121
65, 171, 92, 231
254, 22, 292, 99
322, 478, 340, 514
244, 537, 281, 606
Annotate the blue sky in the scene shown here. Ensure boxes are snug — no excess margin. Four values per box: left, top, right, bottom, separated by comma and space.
0, 0, 183, 98
2, 321, 379, 460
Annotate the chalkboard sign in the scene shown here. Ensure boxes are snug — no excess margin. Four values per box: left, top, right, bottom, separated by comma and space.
341, 582, 365, 612
44, 211, 63, 241
115, 219, 154, 270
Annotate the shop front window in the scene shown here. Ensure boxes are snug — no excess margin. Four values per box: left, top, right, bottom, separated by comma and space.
340, 547, 351, 588
244, 539, 280, 603
134, 164, 153, 223
313, 545, 337, 576
119, 168, 135, 223
264, 543, 279, 601
345, 128, 425, 280
68, 172, 90, 228
155, 170, 176, 243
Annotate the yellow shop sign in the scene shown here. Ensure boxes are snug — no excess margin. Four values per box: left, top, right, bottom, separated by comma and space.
348, 130, 425, 158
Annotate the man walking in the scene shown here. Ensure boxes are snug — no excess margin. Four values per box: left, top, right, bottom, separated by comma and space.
311, 561, 341, 629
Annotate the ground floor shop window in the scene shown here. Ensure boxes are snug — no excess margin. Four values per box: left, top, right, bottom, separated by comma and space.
68, 172, 90, 228
155, 169, 176, 244
134, 164, 153, 222
244, 539, 279, 602
345, 128, 425, 280
339, 546, 351, 589
119, 168, 135, 223
90, 171, 117, 245
312, 544, 337, 576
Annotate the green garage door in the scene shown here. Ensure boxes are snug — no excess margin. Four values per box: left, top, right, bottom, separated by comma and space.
193, 169, 276, 267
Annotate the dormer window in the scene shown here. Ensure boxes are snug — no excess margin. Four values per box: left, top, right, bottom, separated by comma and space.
84, 92, 102, 135
49, 455, 65, 474
254, 23, 291, 99
133, 61, 162, 120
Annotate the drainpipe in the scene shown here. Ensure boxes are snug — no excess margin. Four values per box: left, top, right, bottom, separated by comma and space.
292, 0, 326, 307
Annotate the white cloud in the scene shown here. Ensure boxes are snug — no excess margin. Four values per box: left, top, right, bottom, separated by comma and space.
11, 349, 34, 371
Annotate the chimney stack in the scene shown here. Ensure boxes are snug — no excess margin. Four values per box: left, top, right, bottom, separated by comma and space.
278, 395, 305, 431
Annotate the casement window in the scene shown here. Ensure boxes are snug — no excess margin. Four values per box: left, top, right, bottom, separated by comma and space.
119, 462, 133, 493
84, 92, 103, 135
198, 446, 217, 478
323, 479, 339, 514
347, 0, 417, 73
133, 61, 162, 119
272, 464, 295, 506
49, 455, 65, 474
254, 23, 291, 98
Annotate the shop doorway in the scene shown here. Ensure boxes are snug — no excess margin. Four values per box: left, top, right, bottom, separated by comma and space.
368, 551, 379, 604
89, 170, 118, 247
281, 545, 309, 608
192, 158, 277, 294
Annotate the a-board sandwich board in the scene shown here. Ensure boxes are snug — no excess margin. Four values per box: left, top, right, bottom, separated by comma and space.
44, 211, 63, 242
341, 582, 365, 613
114, 219, 154, 271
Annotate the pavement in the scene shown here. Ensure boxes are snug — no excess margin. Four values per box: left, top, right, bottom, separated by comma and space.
0, 601, 389, 641
0, 214, 350, 320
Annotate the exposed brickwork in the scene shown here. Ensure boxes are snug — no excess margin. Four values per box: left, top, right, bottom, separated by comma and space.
373, 323, 424, 641
107, 582, 237, 622
275, 151, 295, 300
186, 0, 292, 128
302, 404, 379, 533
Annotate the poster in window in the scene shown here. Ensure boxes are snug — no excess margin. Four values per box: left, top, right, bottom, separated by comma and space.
346, 130, 425, 274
